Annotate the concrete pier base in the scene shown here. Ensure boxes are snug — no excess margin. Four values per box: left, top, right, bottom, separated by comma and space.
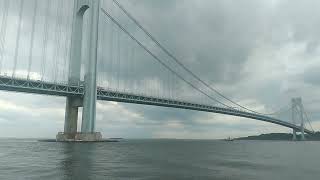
56, 132, 102, 142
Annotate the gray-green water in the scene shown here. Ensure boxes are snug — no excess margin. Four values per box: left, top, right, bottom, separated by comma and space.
0, 139, 319, 180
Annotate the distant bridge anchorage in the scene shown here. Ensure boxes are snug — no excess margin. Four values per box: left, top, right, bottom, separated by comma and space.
0, 0, 314, 141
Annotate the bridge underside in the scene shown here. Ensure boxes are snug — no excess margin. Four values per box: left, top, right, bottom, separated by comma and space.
0, 76, 314, 135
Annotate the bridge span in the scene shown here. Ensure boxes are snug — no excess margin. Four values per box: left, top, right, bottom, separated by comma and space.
0, 76, 314, 135
0, 0, 314, 141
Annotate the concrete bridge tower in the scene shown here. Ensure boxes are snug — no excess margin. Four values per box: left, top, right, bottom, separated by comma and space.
291, 97, 305, 141
57, 0, 101, 141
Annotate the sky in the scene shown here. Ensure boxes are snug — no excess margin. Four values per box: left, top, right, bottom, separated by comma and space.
0, 0, 320, 139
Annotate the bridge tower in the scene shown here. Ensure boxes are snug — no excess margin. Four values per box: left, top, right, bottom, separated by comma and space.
57, 0, 102, 141
291, 97, 305, 141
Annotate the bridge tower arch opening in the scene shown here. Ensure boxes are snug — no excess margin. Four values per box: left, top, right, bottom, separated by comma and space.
57, 0, 101, 141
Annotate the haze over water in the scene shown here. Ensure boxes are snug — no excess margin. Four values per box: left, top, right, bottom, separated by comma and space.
0, 139, 319, 180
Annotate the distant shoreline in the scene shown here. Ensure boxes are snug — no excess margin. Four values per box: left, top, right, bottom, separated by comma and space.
235, 132, 320, 141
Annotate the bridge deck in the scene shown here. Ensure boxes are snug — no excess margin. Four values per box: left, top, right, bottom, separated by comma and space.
0, 76, 313, 134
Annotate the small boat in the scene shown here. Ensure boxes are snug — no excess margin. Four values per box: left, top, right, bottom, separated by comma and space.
224, 137, 234, 141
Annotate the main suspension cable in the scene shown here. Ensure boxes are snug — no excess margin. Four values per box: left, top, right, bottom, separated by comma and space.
112, 0, 275, 115
101, 8, 234, 109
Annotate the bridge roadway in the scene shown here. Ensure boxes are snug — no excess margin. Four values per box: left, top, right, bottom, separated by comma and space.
0, 75, 314, 134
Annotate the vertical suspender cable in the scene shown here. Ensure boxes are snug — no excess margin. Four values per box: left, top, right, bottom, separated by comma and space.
124, 35, 129, 92
97, 15, 102, 86
119, 32, 122, 91
128, 39, 131, 92
27, 0, 38, 80
63, 1, 73, 83
41, 1, 51, 81
12, 0, 24, 78
117, 26, 120, 91
60, 0, 68, 83
158, 68, 160, 98
303, 111, 314, 132
110, 23, 114, 89
129, 39, 133, 93
0, 0, 9, 75
124, 36, 127, 92
105, 20, 109, 87
168, 68, 171, 99
52, 1, 58, 81
174, 74, 177, 100
109, 3, 114, 89
53, 0, 63, 83
168, 65, 170, 99
157, 67, 159, 98
99, 19, 103, 86
99, 18, 103, 86
170, 69, 172, 99
132, 43, 136, 93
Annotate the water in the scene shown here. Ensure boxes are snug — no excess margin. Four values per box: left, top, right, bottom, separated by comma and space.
0, 139, 319, 180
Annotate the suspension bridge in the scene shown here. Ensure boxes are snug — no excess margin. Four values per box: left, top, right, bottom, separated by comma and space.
0, 0, 314, 141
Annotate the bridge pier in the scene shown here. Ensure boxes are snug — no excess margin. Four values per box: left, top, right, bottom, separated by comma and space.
56, 0, 102, 142
63, 97, 81, 139
292, 129, 297, 141
301, 124, 305, 141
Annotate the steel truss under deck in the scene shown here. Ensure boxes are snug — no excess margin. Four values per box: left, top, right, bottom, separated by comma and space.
0, 75, 313, 134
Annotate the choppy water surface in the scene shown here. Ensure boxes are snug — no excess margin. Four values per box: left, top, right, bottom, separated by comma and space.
0, 139, 319, 180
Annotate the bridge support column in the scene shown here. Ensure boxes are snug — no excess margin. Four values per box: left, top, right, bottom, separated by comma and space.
81, 0, 100, 134
300, 100, 305, 141
292, 129, 297, 141
292, 97, 306, 141
64, 97, 80, 137
301, 124, 305, 141
57, 97, 83, 141
57, 0, 102, 142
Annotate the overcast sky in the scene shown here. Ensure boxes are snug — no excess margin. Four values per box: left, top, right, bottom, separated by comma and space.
0, 0, 320, 139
